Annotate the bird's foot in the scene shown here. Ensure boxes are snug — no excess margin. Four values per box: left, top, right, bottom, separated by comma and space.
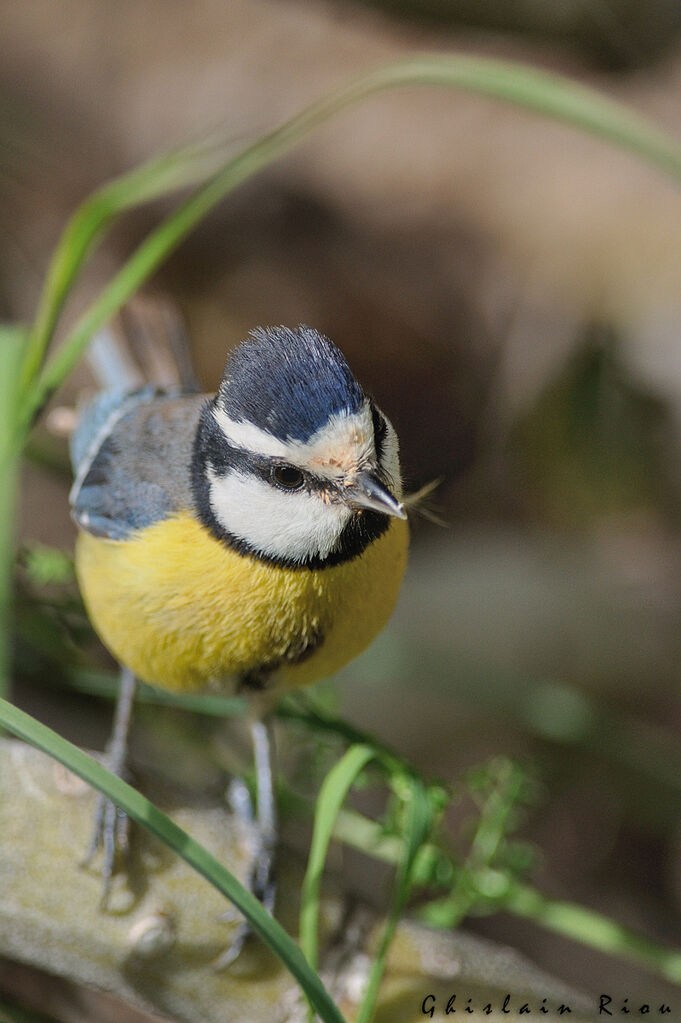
80, 665, 137, 907
213, 777, 277, 970
81, 785, 132, 907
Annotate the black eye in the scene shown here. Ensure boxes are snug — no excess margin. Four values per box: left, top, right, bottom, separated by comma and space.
272, 465, 304, 490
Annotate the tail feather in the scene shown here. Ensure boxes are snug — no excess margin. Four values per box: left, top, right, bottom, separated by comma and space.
86, 295, 199, 392
66, 295, 198, 474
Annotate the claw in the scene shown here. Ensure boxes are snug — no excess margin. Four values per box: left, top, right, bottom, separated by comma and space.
213, 921, 250, 971
81, 792, 132, 906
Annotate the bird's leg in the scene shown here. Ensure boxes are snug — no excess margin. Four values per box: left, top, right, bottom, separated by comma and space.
81, 665, 136, 903
215, 715, 278, 969
250, 717, 278, 913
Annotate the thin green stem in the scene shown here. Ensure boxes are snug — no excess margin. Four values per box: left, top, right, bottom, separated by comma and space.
505, 883, 681, 986
336, 807, 681, 992
22, 53, 681, 431
421, 759, 526, 928
19, 134, 237, 395
61, 667, 248, 717
0, 327, 28, 702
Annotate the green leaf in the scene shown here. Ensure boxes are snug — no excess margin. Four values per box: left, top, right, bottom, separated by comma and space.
0, 698, 347, 1023
21, 52, 681, 431
300, 743, 375, 972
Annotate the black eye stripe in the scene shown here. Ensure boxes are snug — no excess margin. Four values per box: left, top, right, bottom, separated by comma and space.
204, 430, 332, 495
199, 409, 353, 496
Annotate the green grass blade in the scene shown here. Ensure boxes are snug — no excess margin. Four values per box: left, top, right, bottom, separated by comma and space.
300, 743, 375, 972
505, 883, 681, 986
356, 775, 433, 1023
0, 327, 28, 702
22, 53, 681, 430
281, 697, 409, 777
19, 134, 238, 395
0, 450, 18, 705
0, 698, 347, 1023
0, 325, 26, 436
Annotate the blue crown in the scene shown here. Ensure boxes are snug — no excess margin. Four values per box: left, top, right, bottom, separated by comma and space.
217, 325, 365, 442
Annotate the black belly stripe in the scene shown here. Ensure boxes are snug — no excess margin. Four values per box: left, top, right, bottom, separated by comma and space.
238, 669, 269, 692
237, 626, 325, 692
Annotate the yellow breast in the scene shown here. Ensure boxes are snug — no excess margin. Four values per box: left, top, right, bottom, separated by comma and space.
75, 513, 408, 695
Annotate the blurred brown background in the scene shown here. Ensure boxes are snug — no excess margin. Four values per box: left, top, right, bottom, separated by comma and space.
7, 0, 681, 1009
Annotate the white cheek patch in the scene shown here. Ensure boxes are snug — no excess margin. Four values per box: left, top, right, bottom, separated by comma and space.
208, 468, 352, 563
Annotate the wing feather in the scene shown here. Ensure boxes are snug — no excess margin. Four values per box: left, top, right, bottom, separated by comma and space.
69, 389, 205, 539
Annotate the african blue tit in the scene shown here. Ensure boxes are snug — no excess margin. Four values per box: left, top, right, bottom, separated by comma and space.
69, 323, 408, 936
71, 324, 407, 697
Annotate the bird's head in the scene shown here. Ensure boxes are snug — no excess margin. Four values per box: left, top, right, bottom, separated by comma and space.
193, 325, 405, 568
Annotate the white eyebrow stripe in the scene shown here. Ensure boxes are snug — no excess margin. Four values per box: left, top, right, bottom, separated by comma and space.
213, 406, 289, 457
212, 402, 376, 479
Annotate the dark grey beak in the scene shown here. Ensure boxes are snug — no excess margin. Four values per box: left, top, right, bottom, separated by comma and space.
346, 471, 407, 519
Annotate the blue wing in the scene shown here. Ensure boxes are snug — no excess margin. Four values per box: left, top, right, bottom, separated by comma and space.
70, 387, 202, 540
69, 387, 155, 478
